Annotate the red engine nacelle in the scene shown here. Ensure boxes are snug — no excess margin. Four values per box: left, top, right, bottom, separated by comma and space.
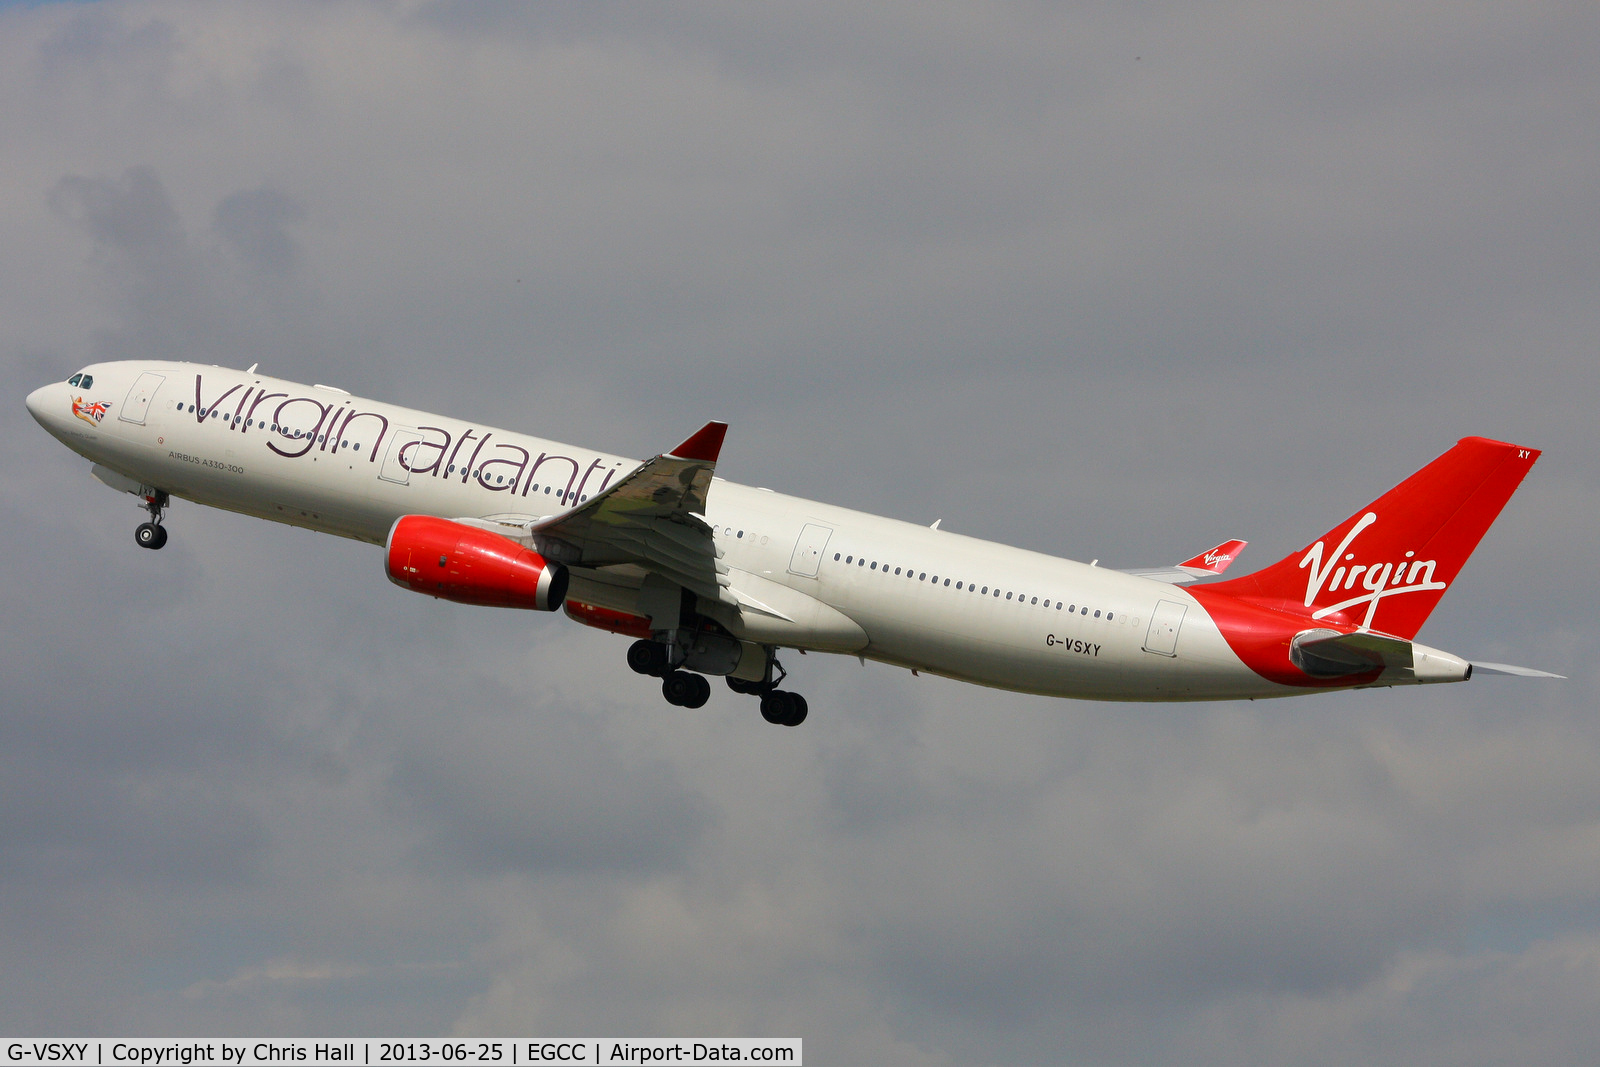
564, 599, 655, 639
386, 515, 568, 611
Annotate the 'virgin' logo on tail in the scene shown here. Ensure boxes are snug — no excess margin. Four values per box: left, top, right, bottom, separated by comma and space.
1298, 512, 1446, 630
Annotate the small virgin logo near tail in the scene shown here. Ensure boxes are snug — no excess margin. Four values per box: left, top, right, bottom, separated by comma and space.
1179, 539, 1248, 576
1299, 512, 1445, 630
71, 395, 110, 426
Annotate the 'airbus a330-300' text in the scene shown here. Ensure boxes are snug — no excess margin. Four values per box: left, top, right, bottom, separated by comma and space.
27, 361, 1560, 726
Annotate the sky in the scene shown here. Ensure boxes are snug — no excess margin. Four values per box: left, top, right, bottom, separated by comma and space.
3, 1, 1599, 1061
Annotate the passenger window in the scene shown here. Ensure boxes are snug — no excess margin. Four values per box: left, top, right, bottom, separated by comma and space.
1094, 610, 1101, 618
1031, 597, 1037, 605
1042, 600, 1049, 607
68, 374, 82, 386
1056, 603, 1063, 610
1006, 592, 1013, 600
1106, 612, 1113, 620
919, 572, 926, 581
894, 567, 901, 574
870, 562, 877, 570
834, 553, 841, 561
738, 531, 744, 538
846, 556, 853, 563
944, 579, 951, 587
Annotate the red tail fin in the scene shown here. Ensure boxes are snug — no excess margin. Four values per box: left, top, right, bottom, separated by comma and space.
1202, 437, 1539, 639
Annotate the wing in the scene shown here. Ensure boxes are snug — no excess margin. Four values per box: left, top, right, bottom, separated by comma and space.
1121, 539, 1248, 585
524, 421, 730, 601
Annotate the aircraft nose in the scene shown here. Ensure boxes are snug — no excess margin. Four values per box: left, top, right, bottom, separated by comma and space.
25, 384, 52, 426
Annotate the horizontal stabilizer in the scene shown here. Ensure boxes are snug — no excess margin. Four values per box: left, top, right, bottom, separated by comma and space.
1122, 539, 1247, 585
1291, 628, 1410, 676
1289, 628, 1471, 684
1472, 661, 1566, 679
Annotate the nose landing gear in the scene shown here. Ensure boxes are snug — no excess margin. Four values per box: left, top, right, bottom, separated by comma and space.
134, 489, 169, 550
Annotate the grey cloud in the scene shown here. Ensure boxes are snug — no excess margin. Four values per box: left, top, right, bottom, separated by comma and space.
49, 164, 184, 262
214, 188, 307, 280
389, 696, 708, 876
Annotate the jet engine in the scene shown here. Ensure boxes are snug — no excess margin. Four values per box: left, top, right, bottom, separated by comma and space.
385, 515, 568, 611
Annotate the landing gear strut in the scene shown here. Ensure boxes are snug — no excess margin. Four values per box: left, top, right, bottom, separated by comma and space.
728, 656, 807, 726
134, 489, 169, 550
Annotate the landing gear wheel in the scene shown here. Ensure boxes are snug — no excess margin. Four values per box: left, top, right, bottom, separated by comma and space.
628, 639, 670, 677
726, 677, 760, 695
135, 522, 164, 550
663, 671, 711, 708
683, 673, 711, 708
151, 525, 168, 549
760, 690, 807, 726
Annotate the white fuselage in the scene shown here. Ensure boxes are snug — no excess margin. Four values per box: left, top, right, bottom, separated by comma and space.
26, 360, 1360, 702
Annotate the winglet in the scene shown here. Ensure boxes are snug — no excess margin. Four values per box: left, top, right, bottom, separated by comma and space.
1178, 539, 1248, 577
668, 421, 727, 463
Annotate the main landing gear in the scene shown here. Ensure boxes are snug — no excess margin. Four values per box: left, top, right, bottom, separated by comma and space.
626, 637, 808, 725
134, 489, 170, 550
626, 638, 712, 708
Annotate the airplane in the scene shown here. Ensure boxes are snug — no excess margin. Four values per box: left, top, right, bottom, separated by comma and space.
25, 360, 1560, 727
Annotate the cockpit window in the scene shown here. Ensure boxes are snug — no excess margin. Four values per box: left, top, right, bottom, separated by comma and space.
80, 375, 93, 389
68, 373, 83, 387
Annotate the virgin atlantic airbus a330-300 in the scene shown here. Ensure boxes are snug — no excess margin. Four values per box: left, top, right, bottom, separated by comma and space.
27, 361, 1560, 726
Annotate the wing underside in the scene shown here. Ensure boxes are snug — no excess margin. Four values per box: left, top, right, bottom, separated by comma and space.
525, 422, 730, 602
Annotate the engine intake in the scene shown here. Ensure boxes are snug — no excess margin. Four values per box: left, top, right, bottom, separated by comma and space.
386, 515, 567, 611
